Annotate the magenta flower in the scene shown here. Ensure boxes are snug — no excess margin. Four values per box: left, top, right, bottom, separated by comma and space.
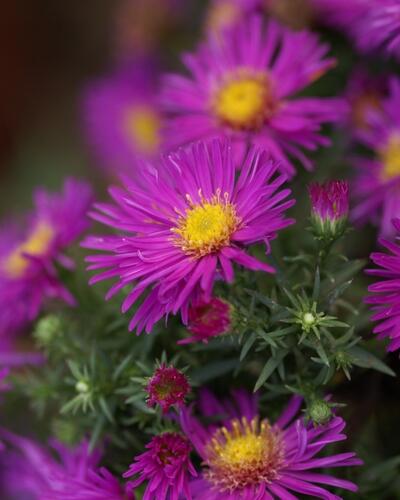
366, 218, 400, 353
0, 178, 92, 336
343, 68, 388, 135
179, 389, 362, 499
82, 58, 163, 176
352, 77, 400, 238
312, 0, 367, 33
0, 432, 132, 500
160, 15, 344, 177
123, 432, 196, 500
309, 181, 349, 240
179, 297, 233, 344
146, 364, 190, 413
83, 139, 294, 333
354, 0, 400, 61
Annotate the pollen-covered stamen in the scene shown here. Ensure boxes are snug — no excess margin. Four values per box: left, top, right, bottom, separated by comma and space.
204, 416, 284, 492
124, 105, 160, 154
213, 71, 274, 131
173, 191, 240, 257
4, 222, 54, 278
380, 132, 400, 181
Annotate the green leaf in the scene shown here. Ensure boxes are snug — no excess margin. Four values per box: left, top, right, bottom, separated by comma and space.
348, 346, 395, 376
254, 351, 288, 392
240, 332, 257, 361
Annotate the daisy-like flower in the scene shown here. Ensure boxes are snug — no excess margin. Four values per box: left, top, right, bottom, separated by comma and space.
0, 433, 132, 500
354, 0, 400, 61
123, 432, 196, 500
83, 139, 294, 333
160, 15, 344, 177
146, 364, 190, 413
179, 388, 362, 499
0, 178, 92, 336
366, 218, 400, 353
83, 59, 163, 176
179, 296, 233, 344
309, 180, 349, 241
352, 77, 400, 238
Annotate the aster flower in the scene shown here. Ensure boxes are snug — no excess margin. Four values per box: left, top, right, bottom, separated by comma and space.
83, 59, 163, 176
0, 432, 132, 499
309, 180, 349, 241
0, 178, 92, 336
146, 364, 190, 413
343, 68, 388, 135
179, 296, 233, 344
366, 218, 400, 353
123, 431, 196, 500
352, 77, 400, 238
355, 0, 400, 61
83, 139, 294, 333
160, 15, 344, 177
179, 389, 362, 499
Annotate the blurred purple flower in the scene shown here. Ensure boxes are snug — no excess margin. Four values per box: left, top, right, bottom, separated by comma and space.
160, 15, 344, 177
366, 218, 400, 353
352, 77, 400, 238
82, 59, 164, 177
0, 432, 132, 499
179, 389, 362, 499
0, 178, 92, 336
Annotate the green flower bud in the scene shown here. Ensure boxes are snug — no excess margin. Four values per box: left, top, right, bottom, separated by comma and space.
34, 315, 62, 346
309, 399, 332, 425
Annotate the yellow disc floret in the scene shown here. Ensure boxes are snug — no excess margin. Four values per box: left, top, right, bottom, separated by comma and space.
380, 133, 400, 181
124, 106, 160, 155
174, 192, 240, 257
204, 416, 284, 492
213, 71, 273, 130
4, 222, 54, 278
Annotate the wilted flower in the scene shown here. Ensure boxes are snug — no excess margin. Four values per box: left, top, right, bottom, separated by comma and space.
352, 77, 400, 238
123, 432, 196, 500
180, 297, 233, 344
0, 179, 92, 336
146, 364, 190, 413
83, 139, 294, 333
179, 389, 362, 498
366, 218, 400, 353
309, 180, 349, 241
83, 59, 163, 176
0, 432, 132, 500
161, 15, 344, 177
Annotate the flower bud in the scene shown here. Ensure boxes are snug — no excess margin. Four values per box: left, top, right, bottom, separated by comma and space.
34, 315, 62, 347
309, 399, 333, 425
146, 364, 190, 413
309, 181, 349, 241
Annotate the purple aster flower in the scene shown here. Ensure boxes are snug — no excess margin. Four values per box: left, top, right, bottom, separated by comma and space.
160, 15, 344, 177
0, 432, 132, 499
82, 139, 294, 333
352, 77, 400, 238
83, 59, 164, 176
355, 0, 400, 60
343, 68, 388, 136
123, 432, 196, 500
0, 178, 92, 336
179, 296, 233, 345
146, 364, 190, 413
309, 181, 349, 240
366, 218, 400, 353
179, 389, 362, 499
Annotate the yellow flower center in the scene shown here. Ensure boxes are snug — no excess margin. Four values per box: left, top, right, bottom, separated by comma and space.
204, 417, 284, 492
206, 1, 239, 35
380, 133, 400, 181
4, 222, 54, 278
124, 106, 160, 155
213, 72, 273, 130
173, 192, 240, 258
